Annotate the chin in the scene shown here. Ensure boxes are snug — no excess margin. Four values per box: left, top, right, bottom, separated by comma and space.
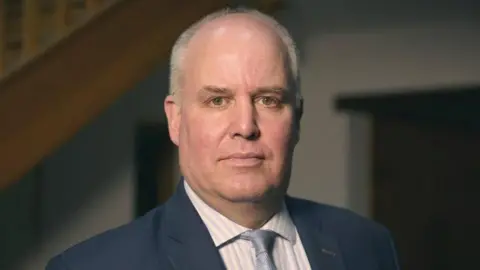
218, 175, 276, 203
221, 193, 267, 203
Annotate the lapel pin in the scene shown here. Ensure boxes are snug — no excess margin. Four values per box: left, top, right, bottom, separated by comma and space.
321, 248, 336, 257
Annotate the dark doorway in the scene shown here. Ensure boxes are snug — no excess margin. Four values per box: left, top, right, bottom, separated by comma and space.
336, 85, 480, 270
134, 122, 176, 217
372, 118, 479, 270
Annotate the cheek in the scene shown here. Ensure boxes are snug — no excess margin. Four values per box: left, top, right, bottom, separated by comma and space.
262, 118, 294, 155
182, 111, 225, 158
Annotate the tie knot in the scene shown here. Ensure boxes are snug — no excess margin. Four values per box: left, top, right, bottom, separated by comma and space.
240, 230, 277, 270
240, 230, 277, 253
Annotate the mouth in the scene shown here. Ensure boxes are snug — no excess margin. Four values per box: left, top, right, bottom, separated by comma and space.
219, 153, 265, 167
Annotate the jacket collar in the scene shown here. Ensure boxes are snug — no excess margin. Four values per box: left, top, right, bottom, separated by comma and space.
286, 196, 346, 270
159, 180, 345, 270
160, 180, 226, 270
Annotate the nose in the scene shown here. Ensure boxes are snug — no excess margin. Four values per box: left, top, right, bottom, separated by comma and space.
230, 99, 260, 140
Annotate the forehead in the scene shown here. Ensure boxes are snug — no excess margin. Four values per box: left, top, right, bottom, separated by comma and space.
182, 15, 289, 93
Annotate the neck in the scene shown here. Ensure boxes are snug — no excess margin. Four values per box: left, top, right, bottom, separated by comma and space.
188, 182, 285, 229
214, 195, 284, 229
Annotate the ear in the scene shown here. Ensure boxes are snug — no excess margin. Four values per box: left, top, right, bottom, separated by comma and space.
293, 98, 303, 145
164, 95, 181, 146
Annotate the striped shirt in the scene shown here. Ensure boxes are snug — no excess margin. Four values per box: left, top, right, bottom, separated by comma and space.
184, 181, 312, 270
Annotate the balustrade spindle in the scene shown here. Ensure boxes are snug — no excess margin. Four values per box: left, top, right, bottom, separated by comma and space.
85, 0, 102, 13
54, 0, 68, 36
22, 0, 39, 59
0, 0, 6, 75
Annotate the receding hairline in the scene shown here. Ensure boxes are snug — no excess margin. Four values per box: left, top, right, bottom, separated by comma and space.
183, 14, 290, 76
169, 7, 302, 108
188, 12, 284, 46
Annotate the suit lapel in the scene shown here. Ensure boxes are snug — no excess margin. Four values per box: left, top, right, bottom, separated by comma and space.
158, 181, 346, 270
286, 196, 346, 270
159, 180, 225, 270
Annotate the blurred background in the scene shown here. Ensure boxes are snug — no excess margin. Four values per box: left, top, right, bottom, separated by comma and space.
0, 0, 479, 269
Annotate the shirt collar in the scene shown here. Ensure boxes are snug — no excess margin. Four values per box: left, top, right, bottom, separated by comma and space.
184, 180, 297, 247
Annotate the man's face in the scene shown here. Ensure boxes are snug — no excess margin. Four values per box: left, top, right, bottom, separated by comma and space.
165, 20, 299, 203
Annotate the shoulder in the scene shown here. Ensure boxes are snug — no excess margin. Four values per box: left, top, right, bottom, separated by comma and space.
287, 196, 391, 236
287, 196, 399, 269
46, 205, 169, 270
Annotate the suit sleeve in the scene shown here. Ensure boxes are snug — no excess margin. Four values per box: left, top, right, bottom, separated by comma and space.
45, 254, 70, 270
376, 227, 401, 270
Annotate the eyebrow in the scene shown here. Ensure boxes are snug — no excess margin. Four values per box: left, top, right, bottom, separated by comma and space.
199, 86, 233, 95
254, 87, 288, 95
199, 85, 288, 95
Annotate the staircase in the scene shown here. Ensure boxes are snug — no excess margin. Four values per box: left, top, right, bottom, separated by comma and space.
0, 0, 282, 190
0, 0, 114, 77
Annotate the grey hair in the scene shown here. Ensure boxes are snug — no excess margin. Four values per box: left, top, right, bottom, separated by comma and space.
169, 7, 302, 108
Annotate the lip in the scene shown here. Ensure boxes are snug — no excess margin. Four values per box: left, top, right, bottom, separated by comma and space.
219, 152, 265, 167
221, 152, 265, 159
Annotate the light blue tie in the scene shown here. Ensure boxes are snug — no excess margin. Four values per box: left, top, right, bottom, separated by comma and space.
240, 230, 277, 270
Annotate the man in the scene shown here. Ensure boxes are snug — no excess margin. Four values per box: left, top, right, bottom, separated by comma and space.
46, 7, 400, 270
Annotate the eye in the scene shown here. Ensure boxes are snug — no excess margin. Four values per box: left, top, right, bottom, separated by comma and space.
258, 96, 280, 107
209, 97, 228, 107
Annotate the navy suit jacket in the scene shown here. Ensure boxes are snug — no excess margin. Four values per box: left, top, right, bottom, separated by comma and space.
46, 181, 400, 270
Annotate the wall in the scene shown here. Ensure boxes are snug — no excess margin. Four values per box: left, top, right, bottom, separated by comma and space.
0, 170, 38, 269
1, 0, 480, 269
274, 0, 480, 216
0, 65, 170, 270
